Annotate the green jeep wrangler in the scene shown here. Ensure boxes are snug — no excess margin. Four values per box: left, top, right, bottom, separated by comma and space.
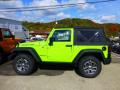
11, 27, 111, 78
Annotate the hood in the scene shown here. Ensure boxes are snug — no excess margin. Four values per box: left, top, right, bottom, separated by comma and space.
18, 40, 46, 47
15, 38, 23, 42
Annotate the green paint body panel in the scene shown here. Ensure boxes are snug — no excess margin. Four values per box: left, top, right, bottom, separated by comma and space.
18, 28, 109, 63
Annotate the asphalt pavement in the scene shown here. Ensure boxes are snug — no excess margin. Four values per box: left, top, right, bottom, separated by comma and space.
0, 53, 120, 90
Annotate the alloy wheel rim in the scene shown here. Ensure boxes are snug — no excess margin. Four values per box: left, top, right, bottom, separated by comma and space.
83, 60, 97, 75
16, 58, 30, 72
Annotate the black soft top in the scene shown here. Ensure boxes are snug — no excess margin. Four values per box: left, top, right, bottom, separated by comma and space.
74, 27, 107, 45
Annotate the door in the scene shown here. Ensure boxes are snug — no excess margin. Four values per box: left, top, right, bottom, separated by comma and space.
1, 30, 16, 53
47, 30, 73, 62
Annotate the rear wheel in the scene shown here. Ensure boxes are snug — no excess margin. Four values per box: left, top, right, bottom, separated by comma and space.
75, 56, 102, 78
13, 54, 38, 75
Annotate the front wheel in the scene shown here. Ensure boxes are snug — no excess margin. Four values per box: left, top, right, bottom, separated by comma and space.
75, 56, 102, 78
13, 54, 38, 75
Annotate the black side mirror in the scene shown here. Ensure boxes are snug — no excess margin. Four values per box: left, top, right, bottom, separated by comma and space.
49, 37, 55, 46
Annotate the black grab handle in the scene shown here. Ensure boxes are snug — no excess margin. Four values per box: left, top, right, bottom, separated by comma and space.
66, 45, 72, 47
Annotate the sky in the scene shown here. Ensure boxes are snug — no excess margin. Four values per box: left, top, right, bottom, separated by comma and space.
0, 0, 120, 23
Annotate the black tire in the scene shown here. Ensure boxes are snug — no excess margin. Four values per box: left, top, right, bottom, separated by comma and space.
75, 56, 102, 78
13, 54, 38, 75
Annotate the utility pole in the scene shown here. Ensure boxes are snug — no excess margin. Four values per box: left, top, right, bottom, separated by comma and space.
55, 18, 58, 27
55, 18, 58, 25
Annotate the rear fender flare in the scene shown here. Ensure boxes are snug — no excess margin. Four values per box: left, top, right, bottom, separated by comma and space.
73, 49, 104, 66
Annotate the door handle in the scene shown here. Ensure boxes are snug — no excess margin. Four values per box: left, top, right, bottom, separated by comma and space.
66, 45, 72, 47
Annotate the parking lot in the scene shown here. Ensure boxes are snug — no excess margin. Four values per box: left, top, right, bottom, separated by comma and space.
0, 53, 120, 90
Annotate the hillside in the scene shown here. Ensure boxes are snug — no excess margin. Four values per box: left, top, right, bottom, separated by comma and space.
22, 18, 120, 37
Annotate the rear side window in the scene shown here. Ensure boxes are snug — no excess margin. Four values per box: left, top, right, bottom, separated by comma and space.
74, 29, 107, 45
52, 30, 71, 41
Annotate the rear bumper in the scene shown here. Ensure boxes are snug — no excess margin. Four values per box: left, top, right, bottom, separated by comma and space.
103, 52, 111, 64
103, 58, 111, 64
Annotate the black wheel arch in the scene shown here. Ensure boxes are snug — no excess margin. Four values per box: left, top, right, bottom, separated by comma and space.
10, 47, 41, 63
73, 49, 105, 67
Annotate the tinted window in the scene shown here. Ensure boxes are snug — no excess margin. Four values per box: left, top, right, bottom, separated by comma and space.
74, 29, 106, 45
52, 30, 71, 41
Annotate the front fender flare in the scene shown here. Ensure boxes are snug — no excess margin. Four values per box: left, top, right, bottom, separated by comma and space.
10, 47, 41, 62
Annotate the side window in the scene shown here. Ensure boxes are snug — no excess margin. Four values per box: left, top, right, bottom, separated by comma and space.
2, 30, 11, 38
52, 30, 71, 41
74, 29, 106, 45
